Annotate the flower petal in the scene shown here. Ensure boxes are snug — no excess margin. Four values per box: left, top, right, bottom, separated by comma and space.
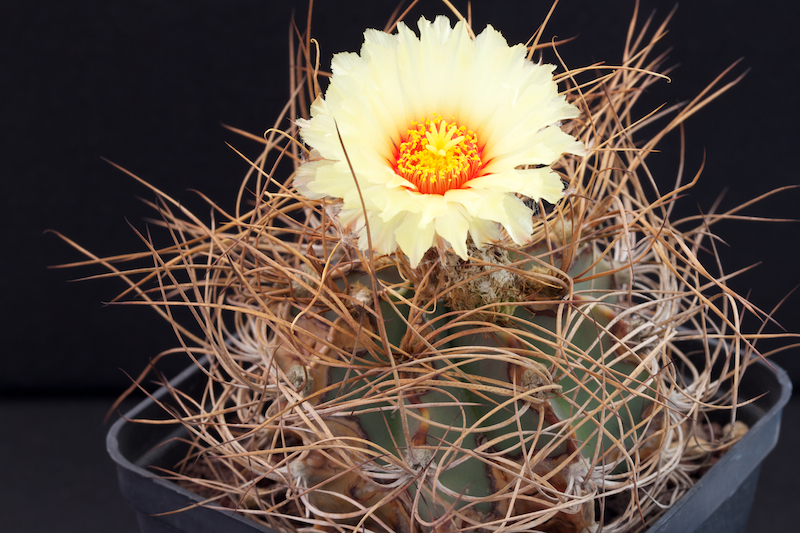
395, 213, 437, 267
434, 207, 471, 260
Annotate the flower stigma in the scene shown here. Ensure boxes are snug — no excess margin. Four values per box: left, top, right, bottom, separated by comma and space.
396, 116, 482, 195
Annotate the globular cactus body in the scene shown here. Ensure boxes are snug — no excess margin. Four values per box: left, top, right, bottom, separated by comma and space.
255, 232, 665, 533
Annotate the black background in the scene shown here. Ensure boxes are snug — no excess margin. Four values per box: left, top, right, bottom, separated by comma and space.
2, 0, 797, 531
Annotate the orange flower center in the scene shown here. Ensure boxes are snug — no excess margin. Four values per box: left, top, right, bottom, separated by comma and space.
395, 116, 483, 195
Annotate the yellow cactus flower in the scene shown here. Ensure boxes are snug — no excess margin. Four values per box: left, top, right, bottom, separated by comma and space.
295, 16, 585, 267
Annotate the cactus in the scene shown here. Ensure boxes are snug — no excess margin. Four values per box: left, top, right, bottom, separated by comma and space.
61, 6, 781, 533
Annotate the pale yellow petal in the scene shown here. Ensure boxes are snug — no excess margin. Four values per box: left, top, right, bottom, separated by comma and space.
514, 167, 565, 205
395, 213, 437, 267
441, 188, 484, 216
434, 208, 470, 260
467, 217, 502, 247
293, 159, 330, 200
474, 193, 534, 245
357, 212, 402, 255
466, 167, 564, 205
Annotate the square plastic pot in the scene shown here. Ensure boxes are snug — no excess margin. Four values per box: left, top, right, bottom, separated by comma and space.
107, 348, 791, 533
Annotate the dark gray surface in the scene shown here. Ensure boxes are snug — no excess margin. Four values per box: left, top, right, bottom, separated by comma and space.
747, 395, 800, 531
0, 397, 139, 533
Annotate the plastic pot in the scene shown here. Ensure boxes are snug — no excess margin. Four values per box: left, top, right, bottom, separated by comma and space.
107, 347, 791, 533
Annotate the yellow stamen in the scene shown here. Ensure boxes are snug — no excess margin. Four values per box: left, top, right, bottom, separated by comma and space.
396, 116, 482, 195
